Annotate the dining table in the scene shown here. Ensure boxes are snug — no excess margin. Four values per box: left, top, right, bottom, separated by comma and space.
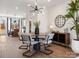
22, 32, 53, 57
28, 32, 46, 51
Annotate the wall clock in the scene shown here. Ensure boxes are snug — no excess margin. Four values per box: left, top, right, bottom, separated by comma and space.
55, 15, 66, 28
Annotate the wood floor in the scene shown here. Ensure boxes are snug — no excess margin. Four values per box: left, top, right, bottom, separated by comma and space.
0, 35, 78, 58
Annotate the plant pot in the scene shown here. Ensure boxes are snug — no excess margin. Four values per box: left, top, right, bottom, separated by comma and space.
71, 39, 79, 54
35, 27, 39, 35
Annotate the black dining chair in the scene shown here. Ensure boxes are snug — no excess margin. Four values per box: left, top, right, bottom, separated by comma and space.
18, 32, 28, 49
40, 33, 54, 55
21, 34, 39, 57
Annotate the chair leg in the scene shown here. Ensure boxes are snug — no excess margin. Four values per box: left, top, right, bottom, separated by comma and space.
19, 45, 28, 49
23, 45, 36, 57
23, 50, 36, 57
23, 50, 31, 57
40, 44, 53, 55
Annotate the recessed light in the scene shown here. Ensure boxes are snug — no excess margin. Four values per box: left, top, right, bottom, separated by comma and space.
35, 2, 37, 5
48, 0, 51, 2
16, 6, 18, 10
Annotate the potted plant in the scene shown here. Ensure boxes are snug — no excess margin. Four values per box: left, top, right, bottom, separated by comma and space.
65, 0, 79, 54
33, 20, 40, 35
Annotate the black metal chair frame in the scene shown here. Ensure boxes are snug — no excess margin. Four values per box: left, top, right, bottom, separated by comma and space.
21, 35, 38, 57
40, 34, 54, 55
19, 35, 28, 49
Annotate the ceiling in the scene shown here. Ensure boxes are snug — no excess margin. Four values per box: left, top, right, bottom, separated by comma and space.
0, 0, 68, 17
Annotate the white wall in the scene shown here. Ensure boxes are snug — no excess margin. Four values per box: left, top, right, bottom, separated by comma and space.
47, 0, 77, 42
28, 9, 49, 33
38, 9, 48, 33
48, 3, 66, 32
48, 0, 71, 32
26, 1, 72, 34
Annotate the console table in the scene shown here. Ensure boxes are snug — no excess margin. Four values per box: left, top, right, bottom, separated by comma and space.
52, 32, 70, 47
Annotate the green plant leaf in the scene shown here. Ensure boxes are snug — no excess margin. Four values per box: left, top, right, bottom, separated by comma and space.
33, 20, 40, 28
65, 0, 79, 39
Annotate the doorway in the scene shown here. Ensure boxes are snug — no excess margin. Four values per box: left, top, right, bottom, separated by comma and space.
7, 18, 20, 36
0, 17, 7, 35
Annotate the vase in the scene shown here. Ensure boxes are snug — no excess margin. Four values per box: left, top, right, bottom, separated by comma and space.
71, 39, 79, 54
35, 27, 39, 35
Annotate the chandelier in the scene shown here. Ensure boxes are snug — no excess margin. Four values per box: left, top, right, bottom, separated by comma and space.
29, 0, 43, 14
